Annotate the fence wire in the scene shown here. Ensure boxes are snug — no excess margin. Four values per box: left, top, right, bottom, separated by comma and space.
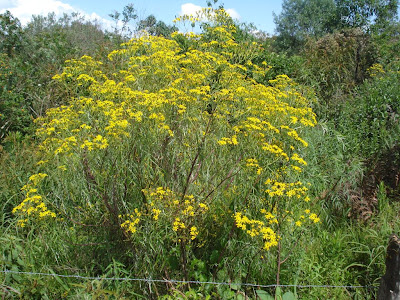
1, 269, 378, 290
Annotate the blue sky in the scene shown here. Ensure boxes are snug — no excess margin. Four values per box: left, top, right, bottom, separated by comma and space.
0, 0, 283, 35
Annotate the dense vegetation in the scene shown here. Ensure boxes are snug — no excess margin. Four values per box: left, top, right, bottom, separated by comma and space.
1, 1, 399, 299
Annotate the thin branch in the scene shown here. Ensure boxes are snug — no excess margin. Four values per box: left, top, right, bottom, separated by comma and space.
204, 169, 241, 202
280, 230, 304, 265
203, 155, 242, 201
181, 116, 213, 200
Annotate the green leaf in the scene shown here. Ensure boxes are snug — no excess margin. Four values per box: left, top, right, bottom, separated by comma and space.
210, 250, 219, 264
236, 294, 246, 300
167, 254, 179, 270
48, 268, 69, 291
256, 289, 274, 300
275, 287, 282, 298
16, 258, 24, 266
222, 289, 235, 298
282, 291, 297, 300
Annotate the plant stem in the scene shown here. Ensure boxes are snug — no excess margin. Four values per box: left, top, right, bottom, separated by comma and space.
276, 231, 281, 300
180, 240, 189, 289
181, 116, 213, 201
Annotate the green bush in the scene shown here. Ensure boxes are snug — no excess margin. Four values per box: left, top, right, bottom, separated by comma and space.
303, 28, 377, 118
341, 63, 400, 157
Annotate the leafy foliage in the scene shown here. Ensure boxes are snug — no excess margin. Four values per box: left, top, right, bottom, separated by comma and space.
274, 0, 337, 52
303, 28, 377, 117
274, 0, 399, 53
0, 11, 116, 142
341, 62, 400, 156
137, 15, 178, 37
335, 0, 399, 29
0, 11, 23, 57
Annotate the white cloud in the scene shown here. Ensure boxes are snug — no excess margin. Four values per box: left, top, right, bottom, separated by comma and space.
180, 3, 202, 17
0, 0, 113, 30
180, 3, 240, 20
0, 0, 74, 24
225, 8, 240, 20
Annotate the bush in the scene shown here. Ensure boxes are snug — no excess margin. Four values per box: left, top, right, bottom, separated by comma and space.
341, 63, 400, 157
9, 9, 320, 297
303, 28, 377, 118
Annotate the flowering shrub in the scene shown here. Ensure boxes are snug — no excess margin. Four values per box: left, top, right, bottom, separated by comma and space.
12, 8, 319, 283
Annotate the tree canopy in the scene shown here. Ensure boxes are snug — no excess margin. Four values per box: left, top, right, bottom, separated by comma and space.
274, 0, 399, 52
137, 15, 178, 37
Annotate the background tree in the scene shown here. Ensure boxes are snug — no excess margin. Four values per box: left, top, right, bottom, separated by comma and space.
372, 20, 400, 63
274, 0, 399, 53
0, 10, 23, 57
108, 3, 138, 38
273, 0, 338, 52
137, 15, 178, 37
335, 0, 399, 30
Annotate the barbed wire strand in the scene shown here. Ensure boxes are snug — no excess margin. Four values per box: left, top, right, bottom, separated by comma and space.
1, 269, 377, 290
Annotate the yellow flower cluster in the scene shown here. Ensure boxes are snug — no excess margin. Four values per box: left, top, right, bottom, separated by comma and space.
13, 173, 56, 227
292, 209, 321, 228
264, 179, 309, 199
173, 217, 186, 231
152, 208, 161, 221
291, 153, 307, 166
367, 63, 385, 77
260, 209, 278, 225
217, 135, 238, 145
190, 226, 199, 240
142, 187, 209, 242
234, 212, 278, 250
119, 209, 141, 234
262, 143, 289, 161
309, 212, 320, 223
245, 158, 263, 175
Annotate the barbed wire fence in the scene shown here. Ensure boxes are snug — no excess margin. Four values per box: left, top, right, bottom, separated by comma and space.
0, 269, 378, 290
